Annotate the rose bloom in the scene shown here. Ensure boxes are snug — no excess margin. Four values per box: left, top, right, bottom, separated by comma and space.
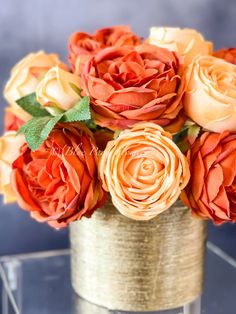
4, 109, 24, 131
4, 51, 67, 121
81, 44, 185, 131
69, 25, 141, 74
184, 55, 236, 132
214, 48, 236, 65
99, 122, 190, 220
11, 123, 107, 228
181, 132, 236, 224
147, 27, 213, 66
36, 66, 81, 114
0, 131, 25, 203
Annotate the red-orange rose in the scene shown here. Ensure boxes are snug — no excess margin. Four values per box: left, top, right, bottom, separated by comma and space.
4, 109, 24, 131
81, 44, 185, 131
68, 26, 141, 74
11, 123, 107, 228
214, 48, 236, 65
181, 132, 236, 224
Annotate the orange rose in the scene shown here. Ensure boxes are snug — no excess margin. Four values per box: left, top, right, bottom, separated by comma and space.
0, 131, 25, 203
4, 51, 67, 121
183, 55, 236, 132
148, 27, 213, 67
69, 25, 141, 74
181, 132, 236, 224
11, 123, 107, 228
4, 108, 24, 131
214, 48, 236, 65
81, 44, 185, 131
99, 122, 190, 220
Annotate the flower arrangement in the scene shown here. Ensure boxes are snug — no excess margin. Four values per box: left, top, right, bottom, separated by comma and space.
1, 25, 236, 228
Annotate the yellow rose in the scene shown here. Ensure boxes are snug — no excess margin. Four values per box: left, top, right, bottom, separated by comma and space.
184, 55, 236, 132
0, 131, 25, 203
148, 27, 213, 66
36, 66, 81, 113
99, 122, 190, 220
4, 51, 66, 121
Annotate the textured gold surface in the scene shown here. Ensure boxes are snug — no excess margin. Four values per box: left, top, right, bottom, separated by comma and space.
70, 200, 207, 312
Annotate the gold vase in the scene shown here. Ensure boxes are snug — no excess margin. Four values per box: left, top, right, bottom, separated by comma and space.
70, 199, 207, 312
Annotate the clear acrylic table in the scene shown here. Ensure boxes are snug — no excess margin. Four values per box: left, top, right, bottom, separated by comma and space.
0, 242, 235, 314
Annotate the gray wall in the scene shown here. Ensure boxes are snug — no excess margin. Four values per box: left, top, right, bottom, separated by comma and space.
0, 0, 235, 256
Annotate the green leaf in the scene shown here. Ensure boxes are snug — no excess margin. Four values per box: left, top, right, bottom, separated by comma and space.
177, 140, 189, 154
17, 115, 59, 138
62, 96, 91, 122
173, 125, 188, 144
16, 95, 94, 150
83, 118, 97, 130
40, 114, 64, 141
16, 93, 50, 117
187, 125, 201, 145
173, 122, 201, 153
17, 118, 38, 135
21, 115, 63, 151
114, 130, 122, 139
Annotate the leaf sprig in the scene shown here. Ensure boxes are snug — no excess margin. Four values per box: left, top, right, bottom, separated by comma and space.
16, 93, 92, 151
173, 121, 201, 153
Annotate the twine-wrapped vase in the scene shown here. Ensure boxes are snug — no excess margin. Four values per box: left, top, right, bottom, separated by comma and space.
70, 200, 207, 312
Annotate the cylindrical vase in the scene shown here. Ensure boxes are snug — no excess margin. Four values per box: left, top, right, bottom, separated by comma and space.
70, 200, 207, 312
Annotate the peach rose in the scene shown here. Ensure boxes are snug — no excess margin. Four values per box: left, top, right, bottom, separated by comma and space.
4, 108, 24, 131
69, 26, 141, 74
0, 131, 25, 203
36, 66, 81, 114
4, 51, 66, 121
81, 44, 185, 131
214, 48, 236, 65
99, 122, 190, 220
148, 27, 213, 66
183, 55, 236, 132
11, 123, 107, 228
181, 132, 236, 224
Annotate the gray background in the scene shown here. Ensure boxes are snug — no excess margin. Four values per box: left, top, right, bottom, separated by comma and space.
0, 0, 235, 256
